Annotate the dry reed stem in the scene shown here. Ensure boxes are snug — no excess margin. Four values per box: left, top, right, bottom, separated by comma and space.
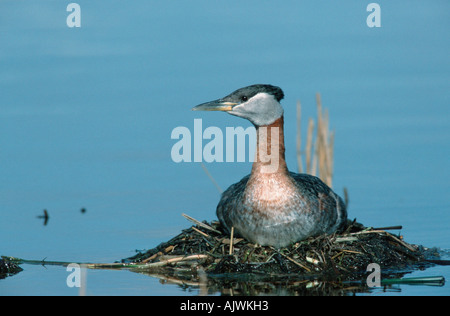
229, 227, 235, 255
306, 256, 320, 265
192, 226, 210, 238
142, 252, 160, 264
316, 93, 324, 180
182, 213, 221, 234
346, 229, 417, 252
387, 234, 417, 252
312, 137, 318, 176
200, 162, 223, 194
138, 254, 209, 269
340, 249, 363, 255
276, 250, 312, 272
343, 187, 349, 207
329, 130, 335, 178
334, 236, 358, 243
296, 101, 303, 173
306, 118, 314, 174
315, 93, 334, 187
221, 238, 244, 245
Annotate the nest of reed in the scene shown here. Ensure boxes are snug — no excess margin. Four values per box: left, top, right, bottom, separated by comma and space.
123, 214, 432, 284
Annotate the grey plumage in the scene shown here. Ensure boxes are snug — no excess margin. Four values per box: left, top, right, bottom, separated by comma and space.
217, 172, 347, 248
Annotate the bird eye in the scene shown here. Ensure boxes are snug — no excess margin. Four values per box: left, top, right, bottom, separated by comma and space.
241, 96, 248, 102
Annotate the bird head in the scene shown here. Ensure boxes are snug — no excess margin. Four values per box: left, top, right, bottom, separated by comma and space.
192, 84, 284, 127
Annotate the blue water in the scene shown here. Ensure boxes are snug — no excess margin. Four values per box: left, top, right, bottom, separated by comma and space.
1, 1, 449, 295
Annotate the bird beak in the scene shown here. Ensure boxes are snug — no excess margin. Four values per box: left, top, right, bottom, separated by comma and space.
192, 100, 237, 112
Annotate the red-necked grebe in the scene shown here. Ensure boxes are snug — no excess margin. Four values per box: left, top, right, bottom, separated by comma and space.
192, 84, 347, 248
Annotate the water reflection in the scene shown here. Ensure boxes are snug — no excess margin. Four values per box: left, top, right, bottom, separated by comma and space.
0, 256, 445, 296
132, 269, 444, 296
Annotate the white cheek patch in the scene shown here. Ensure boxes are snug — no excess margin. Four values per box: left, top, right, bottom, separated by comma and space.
230, 93, 283, 126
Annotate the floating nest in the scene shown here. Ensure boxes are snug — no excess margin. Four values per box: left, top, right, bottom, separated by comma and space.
0, 256, 23, 280
122, 215, 439, 294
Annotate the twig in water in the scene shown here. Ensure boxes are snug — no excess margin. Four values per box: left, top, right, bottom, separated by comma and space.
381, 276, 445, 286
372, 225, 403, 231
425, 259, 450, 266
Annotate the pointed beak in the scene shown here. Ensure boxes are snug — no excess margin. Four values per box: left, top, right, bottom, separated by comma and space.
192, 100, 237, 112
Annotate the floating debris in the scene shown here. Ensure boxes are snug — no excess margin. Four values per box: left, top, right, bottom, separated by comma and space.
381, 275, 445, 286
0, 256, 23, 279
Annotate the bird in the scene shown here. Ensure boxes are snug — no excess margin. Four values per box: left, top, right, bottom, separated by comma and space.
192, 84, 347, 248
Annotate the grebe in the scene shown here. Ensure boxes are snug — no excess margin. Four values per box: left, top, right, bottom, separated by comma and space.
192, 84, 347, 248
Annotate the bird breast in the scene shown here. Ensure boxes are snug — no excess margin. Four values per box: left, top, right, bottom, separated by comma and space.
243, 173, 306, 218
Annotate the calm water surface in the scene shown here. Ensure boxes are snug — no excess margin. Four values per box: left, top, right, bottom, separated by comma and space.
0, 1, 449, 295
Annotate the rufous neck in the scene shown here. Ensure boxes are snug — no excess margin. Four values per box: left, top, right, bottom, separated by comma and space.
251, 115, 288, 175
